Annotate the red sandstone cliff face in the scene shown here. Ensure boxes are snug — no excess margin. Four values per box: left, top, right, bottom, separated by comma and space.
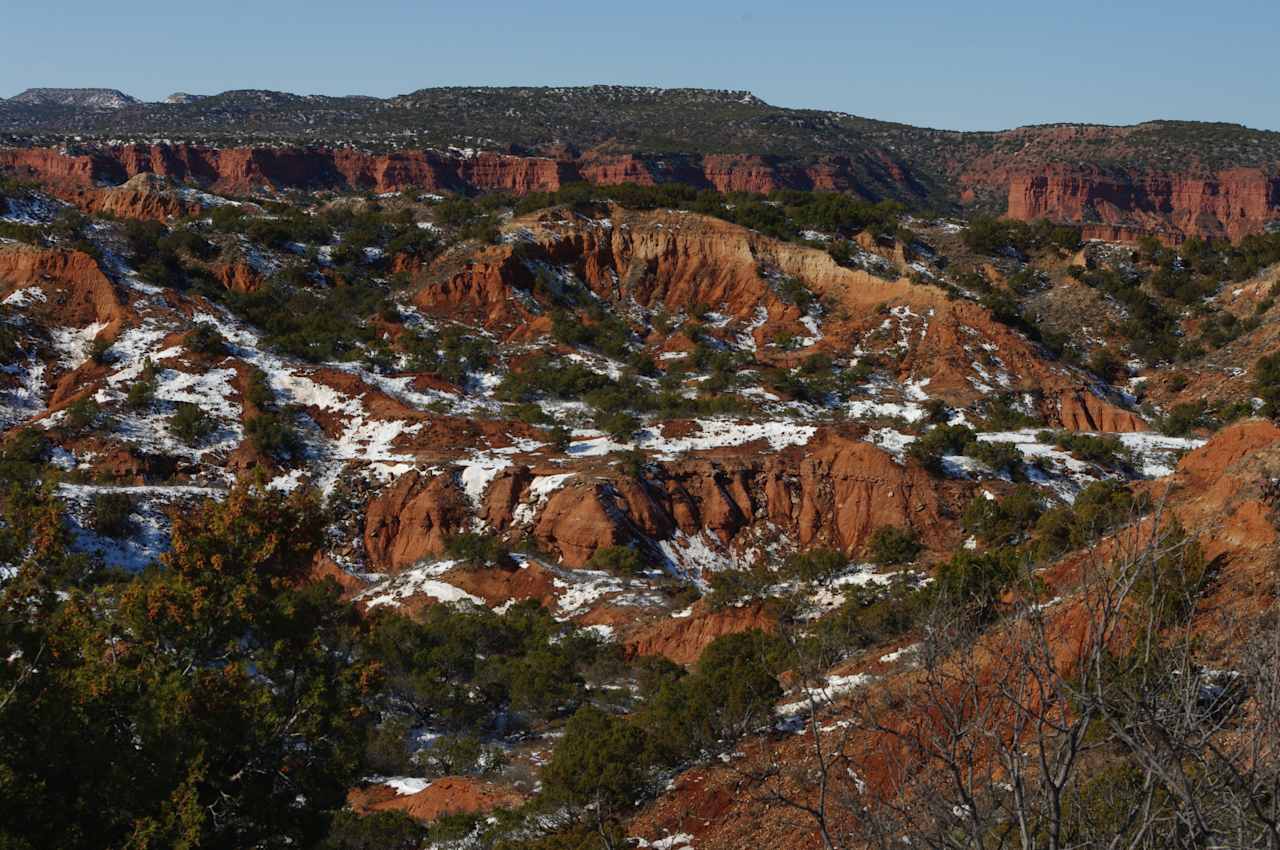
0, 245, 128, 337
0, 143, 572, 196
6, 142, 1275, 238
411, 207, 1143, 430
75, 173, 204, 221
360, 429, 969, 575
0, 144, 925, 210
1001, 166, 1280, 242
624, 602, 776, 666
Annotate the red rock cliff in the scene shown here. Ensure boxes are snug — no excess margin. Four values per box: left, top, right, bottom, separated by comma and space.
1003, 165, 1280, 242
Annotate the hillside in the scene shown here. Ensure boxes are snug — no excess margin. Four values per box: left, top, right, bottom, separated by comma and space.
2, 163, 1280, 849
3, 85, 1280, 240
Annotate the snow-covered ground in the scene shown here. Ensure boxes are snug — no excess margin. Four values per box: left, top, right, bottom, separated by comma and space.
356, 559, 485, 609
568, 418, 817, 460
58, 483, 224, 572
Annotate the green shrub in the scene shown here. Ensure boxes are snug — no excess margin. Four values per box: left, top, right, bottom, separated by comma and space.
169, 402, 214, 444
88, 337, 112, 365
638, 629, 782, 765
503, 648, 583, 716
963, 439, 1023, 475
1032, 480, 1146, 558
91, 492, 134, 538
125, 379, 155, 411
782, 548, 848, 583
704, 563, 774, 609
1038, 430, 1133, 470
962, 485, 1045, 547
542, 706, 650, 812
0, 428, 48, 482
244, 366, 274, 409
933, 546, 1024, 623
907, 424, 975, 473
546, 424, 572, 452
809, 580, 926, 661
0, 220, 47, 246
320, 810, 426, 850
225, 278, 385, 364
1089, 348, 1124, 382
980, 394, 1043, 430
1255, 353, 1280, 419
185, 322, 227, 357
63, 397, 100, 433
495, 355, 614, 403
551, 309, 632, 357
417, 733, 500, 778
246, 412, 301, 460
595, 410, 640, 441
1155, 401, 1210, 437
963, 216, 1081, 256
402, 327, 494, 383
588, 545, 648, 575
867, 526, 922, 566
687, 630, 782, 741
362, 716, 413, 775
773, 275, 816, 312
443, 532, 509, 568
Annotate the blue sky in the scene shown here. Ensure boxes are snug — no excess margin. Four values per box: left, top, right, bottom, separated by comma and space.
4, 0, 1277, 132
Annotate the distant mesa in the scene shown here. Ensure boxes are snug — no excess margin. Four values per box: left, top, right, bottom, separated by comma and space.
165, 92, 208, 105
9, 87, 141, 109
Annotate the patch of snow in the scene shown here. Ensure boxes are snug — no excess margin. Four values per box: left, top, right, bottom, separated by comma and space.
376, 777, 431, 796
457, 454, 512, 507
50, 322, 108, 369
267, 469, 306, 493
357, 560, 482, 609
846, 399, 924, 422
57, 484, 223, 572
552, 569, 625, 618
865, 428, 915, 459
735, 307, 769, 352
570, 418, 816, 460
879, 644, 919, 664
2, 286, 46, 307
0, 355, 46, 428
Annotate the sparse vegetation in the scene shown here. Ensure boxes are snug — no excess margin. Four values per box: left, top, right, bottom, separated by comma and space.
867, 526, 922, 566
90, 492, 133, 538
168, 401, 214, 444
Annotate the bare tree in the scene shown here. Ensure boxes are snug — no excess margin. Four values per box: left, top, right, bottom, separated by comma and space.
740, 495, 1280, 850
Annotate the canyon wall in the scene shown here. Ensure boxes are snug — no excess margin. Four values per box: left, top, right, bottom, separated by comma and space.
1001, 166, 1280, 242
4, 143, 1278, 240
0, 143, 923, 201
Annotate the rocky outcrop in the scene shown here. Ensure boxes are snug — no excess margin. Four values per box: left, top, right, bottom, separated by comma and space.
72, 173, 202, 221
363, 430, 967, 571
364, 470, 470, 571
625, 602, 775, 665
1053, 388, 1148, 433
0, 143, 572, 197
358, 428, 967, 577
2, 142, 933, 203
411, 207, 1144, 430
0, 245, 128, 337
211, 260, 265, 294
533, 481, 639, 567
1002, 166, 1280, 242
4, 120, 1280, 239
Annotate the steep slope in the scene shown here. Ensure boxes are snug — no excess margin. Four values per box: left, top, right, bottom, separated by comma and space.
4, 86, 1280, 238
626, 420, 1280, 850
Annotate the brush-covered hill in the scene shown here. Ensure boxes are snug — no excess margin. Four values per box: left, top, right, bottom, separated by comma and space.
2, 173, 1279, 849
4, 85, 1280, 239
